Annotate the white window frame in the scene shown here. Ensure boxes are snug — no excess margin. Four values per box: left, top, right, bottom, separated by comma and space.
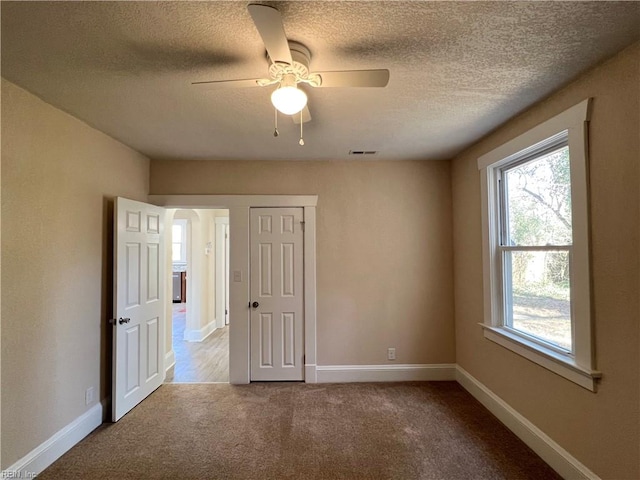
477, 98, 601, 391
172, 219, 187, 264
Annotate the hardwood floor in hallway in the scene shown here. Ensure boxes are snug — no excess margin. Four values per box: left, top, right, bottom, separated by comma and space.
165, 303, 229, 383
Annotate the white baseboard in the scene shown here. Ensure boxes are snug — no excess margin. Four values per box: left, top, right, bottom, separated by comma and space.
455, 366, 599, 480
164, 349, 176, 373
183, 319, 217, 342
316, 364, 457, 383
2, 402, 103, 478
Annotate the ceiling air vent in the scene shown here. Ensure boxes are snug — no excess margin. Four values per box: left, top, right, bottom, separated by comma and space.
349, 150, 378, 156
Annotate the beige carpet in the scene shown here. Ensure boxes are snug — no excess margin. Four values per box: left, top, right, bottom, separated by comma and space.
39, 382, 560, 479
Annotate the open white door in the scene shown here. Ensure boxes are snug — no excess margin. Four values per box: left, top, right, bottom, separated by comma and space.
112, 197, 165, 421
250, 207, 304, 381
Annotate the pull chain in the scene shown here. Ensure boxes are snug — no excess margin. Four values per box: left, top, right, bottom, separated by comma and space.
273, 108, 279, 137
299, 110, 304, 146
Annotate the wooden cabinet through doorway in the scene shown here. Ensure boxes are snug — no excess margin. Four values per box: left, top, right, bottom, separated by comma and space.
172, 271, 187, 303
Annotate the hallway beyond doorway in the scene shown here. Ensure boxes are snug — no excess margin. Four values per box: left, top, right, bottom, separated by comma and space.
165, 304, 229, 383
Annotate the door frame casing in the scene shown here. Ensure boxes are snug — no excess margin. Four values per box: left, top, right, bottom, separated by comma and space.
214, 216, 229, 330
149, 195, 318, 384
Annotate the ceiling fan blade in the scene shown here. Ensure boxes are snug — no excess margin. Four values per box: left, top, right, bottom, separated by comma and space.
315, 69, 390, 88
292, 105, 311, 124
191, 78, 261, 89
247, 4, 293, 65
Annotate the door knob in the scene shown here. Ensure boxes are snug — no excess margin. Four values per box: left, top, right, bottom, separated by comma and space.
118, 317, 131, 325
252, 301, 259, 309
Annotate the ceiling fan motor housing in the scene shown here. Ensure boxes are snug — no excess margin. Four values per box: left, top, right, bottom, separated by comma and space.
267, 41, 321, 87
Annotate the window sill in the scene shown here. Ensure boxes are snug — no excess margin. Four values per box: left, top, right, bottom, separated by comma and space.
480, 325, 601, 392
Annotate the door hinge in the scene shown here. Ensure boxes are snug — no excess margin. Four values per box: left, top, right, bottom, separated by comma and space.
300, 221, 306, 232
225, 233, 228, 239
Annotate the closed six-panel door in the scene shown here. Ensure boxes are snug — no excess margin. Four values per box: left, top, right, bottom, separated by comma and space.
250, 208, 304, 381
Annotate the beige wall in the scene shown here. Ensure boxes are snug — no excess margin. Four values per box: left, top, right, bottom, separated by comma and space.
151, 160, 455, 366
451, 43, 639, 478
1, 79, 149, 468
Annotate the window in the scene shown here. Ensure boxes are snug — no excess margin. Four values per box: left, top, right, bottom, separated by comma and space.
500, 142, 573, 351
172, 219, 187, 263
478, 99, 600, 391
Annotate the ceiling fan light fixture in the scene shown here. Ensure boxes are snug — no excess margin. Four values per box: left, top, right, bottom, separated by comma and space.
271, 84, 307, 115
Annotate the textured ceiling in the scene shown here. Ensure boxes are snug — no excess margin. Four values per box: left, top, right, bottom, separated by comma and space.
2, 1, 639, 161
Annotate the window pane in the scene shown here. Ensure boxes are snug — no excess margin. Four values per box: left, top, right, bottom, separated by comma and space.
172, 243, 182, 262
504, 146, 572, 246
505, 250, 572, 351
172, 225, 182, 240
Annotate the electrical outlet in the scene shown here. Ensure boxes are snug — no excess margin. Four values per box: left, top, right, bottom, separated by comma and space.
85, 387, 95, 406
387, 347, 396, 361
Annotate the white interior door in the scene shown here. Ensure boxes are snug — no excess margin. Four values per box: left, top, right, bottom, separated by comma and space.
113, 197, 165, 421
250, 207, 304, 381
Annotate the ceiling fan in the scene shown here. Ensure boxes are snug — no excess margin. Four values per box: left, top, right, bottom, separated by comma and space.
192, 4, 390, 142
